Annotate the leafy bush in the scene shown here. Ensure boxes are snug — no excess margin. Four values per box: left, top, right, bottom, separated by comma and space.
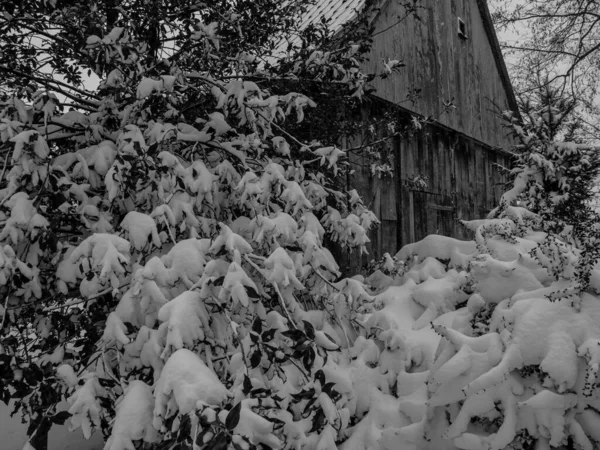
3, 2, 600, 450
0, 1, 408, 449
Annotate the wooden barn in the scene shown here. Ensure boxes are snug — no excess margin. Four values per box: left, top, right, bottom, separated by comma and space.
303, 0, 519, 268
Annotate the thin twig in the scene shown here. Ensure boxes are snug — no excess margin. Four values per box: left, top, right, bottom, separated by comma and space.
0, 66, 100, 108
163, 217, 177, 244
42, 283, 130, 312
102, 344, 124, 389
77, 350, 103, 376
0, 65, 100, 101
243, 254, 297, 329
0, 148, 10, 187
0, 294, 10, 332
342, 132, 399, 153
313, 268, 340, 291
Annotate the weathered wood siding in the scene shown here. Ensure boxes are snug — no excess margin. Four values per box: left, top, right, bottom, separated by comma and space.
364, 0, 514, 149
331, 0, 516, 272
339, 104, 512, 273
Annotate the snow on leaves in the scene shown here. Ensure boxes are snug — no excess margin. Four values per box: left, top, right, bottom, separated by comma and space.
9, 3, 599, 450
0, 31, 387, 447
104, 380, 157, 450
68, 233, 130, 295
153, 348, 229, 422
158, 291, 211, 358
67, 375, 106, 439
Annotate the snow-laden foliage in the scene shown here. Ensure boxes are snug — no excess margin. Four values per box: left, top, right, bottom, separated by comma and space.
0, 1, 421, 449
3, 2, 600, 450
352, 93, 600, 450
499, 87, 600, 290
380, 215, 600, 450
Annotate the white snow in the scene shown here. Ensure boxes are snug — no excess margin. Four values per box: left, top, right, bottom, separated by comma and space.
157, 291, 210, 357
120, 212, 162, 251
153, 349, 229, 426
67, 376, 106, 439
104, 381, 158, 450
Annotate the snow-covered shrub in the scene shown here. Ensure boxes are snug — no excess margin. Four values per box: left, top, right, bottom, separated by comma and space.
499, 87, 600, 289
370, 92, 600, 450
7, 2, 600, 450
374, 210, 600, 450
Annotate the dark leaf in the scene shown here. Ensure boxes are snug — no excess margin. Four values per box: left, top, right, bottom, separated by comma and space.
97, 378, 118, 388
242, 374, 252, 394
249, 385, 266, 394
322, 382, 337, 396
250, 350, 262, 369
51, 411, 71, 425
195, 428, 206, 446
252, 317, 262, 335
281, 329, 305, 341
177, 414, 191, 442
261, 329, 277, 342
293, 337, 309, 350
215, 247, 229, 257
291, 388, 315, 401
302, 320, 315, 340
270, 417, 286, 431
225, 402, 242, 431
309, 408, 326, 433
1, 390, 10, 405
123, 322, 137, 335
303, 346, 315, 371
209, 432, 229, 450
302, 397, 317, 418
213, 276, 225, 287
23, 364, 44, 385
314, 370, 325, 386
246, 286, 260, 299
323, 332, 337, 344
97, 396, 113, 411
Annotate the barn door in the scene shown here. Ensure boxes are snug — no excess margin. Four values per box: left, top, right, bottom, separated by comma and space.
408, 190, 456, 242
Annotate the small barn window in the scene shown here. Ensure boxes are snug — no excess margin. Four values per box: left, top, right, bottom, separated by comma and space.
457, 17, 468, 39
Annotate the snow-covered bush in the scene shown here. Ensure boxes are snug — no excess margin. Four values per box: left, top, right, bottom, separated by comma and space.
499, 87, 600, 289
0, 1, 416, 449
5, 2, 600, 450
382, 215, 600, 450
367, 94, 600, 450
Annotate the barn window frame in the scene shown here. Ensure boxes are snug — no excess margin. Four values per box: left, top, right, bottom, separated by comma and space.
457, 17, 468, 39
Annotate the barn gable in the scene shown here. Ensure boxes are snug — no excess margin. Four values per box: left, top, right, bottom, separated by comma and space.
366, 0, 517, 148
295, 0, 518, 148
297, 0, 519, 270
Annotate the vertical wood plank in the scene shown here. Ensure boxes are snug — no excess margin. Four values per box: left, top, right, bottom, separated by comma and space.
396, 137, 404, 249
409, 190, 415, 243
363, 0, 515, 149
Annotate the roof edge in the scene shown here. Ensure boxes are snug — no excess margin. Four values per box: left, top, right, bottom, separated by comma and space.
475, 0, 521, 120
366, 94, 516, 158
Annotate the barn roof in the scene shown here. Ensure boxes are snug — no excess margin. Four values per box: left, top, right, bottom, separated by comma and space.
474, 0, 520, 117
297, 0, 365, 33
294, 0, 520, 117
